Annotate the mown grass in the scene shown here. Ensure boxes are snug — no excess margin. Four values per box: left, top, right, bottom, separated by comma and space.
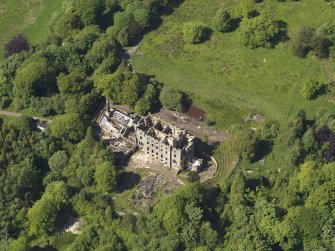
132, 0, 335, 129
0, 0, 63, 61
203, 142, 239, 187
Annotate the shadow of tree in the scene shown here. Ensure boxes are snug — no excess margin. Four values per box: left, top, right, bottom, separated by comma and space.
117, 171, 141, 192
272, 20, 290, 46
253, 139, 273, 162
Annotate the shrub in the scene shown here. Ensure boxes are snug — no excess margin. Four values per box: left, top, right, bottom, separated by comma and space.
240, 15, 279, 48
183, 22, 209, 44
214, 9, 231, 32
316, 20, 335, 40
159, 86, 185, 112
301, 78, 324, 100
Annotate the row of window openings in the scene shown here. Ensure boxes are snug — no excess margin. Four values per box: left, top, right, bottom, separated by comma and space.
145, 147, 177, 157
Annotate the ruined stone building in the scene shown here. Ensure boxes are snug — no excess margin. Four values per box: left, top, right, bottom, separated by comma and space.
135, 116, 195, 169
99, 107, 203, 172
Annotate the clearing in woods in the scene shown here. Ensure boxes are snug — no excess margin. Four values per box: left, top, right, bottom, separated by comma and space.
132, 0, 335, 184
132, 0, 335, 129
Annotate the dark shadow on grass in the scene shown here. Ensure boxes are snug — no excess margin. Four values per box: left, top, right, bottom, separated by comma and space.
253, 139, 273, 162
117, 171, 141, 192
246, 176, 270, 190
228, 18, 242, 32
272, 20, 289, 46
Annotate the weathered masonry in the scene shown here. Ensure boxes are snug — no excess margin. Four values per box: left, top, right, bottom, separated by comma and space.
135, 115, 195, 169
99, 107, 203, 172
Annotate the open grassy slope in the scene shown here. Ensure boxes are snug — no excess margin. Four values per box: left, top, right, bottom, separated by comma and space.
0, 0, 64, 61
132, 0, 335, 129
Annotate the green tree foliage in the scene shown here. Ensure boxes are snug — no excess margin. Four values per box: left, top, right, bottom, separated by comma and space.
107, 11, 141, 46
57, 72, 92, 97
94, 161, 117, 192
95, 69, 144, 107
74, 0, 104, 26
228, 128, 259, 162
85, 34, 119, 71
0, 52, 29, 108
50, 11, 83, 38
214, 9, 232, 32
28, 181, 70, 239
135, 84, 159, 115
301, 78, 324, 100
159, 86, 185, 112
70, 25, 101, 54
240, 15, 279, 48
50, 113, 86, 142
13, 57, 57, 108
183, 22, 209, 44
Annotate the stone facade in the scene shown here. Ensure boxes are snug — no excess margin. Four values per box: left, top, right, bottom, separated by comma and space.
135, 116, 195, 169
99, 107, 202, 171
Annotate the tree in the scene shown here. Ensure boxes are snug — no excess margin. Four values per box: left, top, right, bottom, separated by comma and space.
57, 72, 92, 97
301, 78, 324, 100
50, 113, 86, 142
229, 129, 259, 162
159, 86, 185, 112
28, 197, 59, 238
293, 26, 316, 58
85, 34, 118, 70
50, 11, 83, 38
13, 57, 57, 108
4, 34, 29, 58
133, 8, 151, 29
95, 70, 143, 107
135, 84, 158, 115
75, 0, 104, 26
94, 161, 117, 192
183, 22, 209, 44
240, 15, 279, 48
214, 9, 231, 32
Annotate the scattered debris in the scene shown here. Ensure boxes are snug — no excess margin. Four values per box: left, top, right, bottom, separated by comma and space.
137, 173, 166, 197
244, 114, 265, 123
65, 218, 84, 235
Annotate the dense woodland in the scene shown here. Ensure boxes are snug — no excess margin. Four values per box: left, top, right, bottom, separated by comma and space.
0, 0, 335, 250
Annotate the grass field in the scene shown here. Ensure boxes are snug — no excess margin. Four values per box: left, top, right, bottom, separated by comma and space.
132, 0, 335, 129
0, 0, 64, 61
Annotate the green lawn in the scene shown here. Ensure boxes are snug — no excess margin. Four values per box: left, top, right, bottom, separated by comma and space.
132, 0, 335, 129
0, 0, 64, 61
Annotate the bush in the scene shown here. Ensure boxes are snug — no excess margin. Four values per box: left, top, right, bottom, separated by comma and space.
260, 120, 280, 139
316, 20, 335, 40
240, 15, 279, 48
301, 78, 324, 100
159, 86, 185, 112
183, 22, 209, 44
214, 9, 231, 32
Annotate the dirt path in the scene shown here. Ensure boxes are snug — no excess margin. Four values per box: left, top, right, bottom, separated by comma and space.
153, 108, 228, 144
0, 110, 52, 122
